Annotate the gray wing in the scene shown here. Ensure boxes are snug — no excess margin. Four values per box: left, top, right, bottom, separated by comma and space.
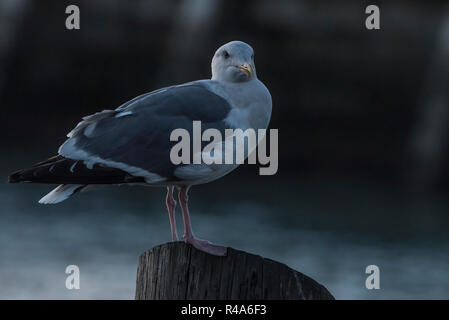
58, 83, 232, 183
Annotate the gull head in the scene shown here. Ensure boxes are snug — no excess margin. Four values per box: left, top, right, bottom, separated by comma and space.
211, 41, 256, 83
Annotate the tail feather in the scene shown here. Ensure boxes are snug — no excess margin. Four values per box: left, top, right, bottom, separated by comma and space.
8, 171, 22, 183
38, 184, 85, 204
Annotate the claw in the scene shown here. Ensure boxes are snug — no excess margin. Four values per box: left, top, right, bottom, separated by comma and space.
184, 236, 227, 256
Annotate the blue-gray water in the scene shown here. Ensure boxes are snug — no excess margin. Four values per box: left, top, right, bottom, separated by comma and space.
1, 176, 448, 299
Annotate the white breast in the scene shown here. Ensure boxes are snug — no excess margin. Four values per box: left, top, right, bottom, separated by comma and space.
204, 79, 272, 130
173, 79, 272, 186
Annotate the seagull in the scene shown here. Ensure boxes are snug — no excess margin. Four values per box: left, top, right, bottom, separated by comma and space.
8, 41, 272, 256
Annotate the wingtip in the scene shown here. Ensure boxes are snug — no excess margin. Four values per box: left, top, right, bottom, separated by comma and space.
8, 172, 21, 183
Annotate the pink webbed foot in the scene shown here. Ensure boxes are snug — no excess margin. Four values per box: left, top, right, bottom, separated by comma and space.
183, 236, 227, 256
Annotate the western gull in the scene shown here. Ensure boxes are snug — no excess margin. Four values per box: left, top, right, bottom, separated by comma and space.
8, 41, 272, 256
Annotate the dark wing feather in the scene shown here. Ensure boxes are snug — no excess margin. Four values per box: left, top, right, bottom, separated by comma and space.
8, 155, 145, 184
9, 83, 232, 185
59, 83, 232, 181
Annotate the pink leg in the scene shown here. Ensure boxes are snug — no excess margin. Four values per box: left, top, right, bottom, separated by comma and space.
165, 186, 178, 241
177, 186, 227, 256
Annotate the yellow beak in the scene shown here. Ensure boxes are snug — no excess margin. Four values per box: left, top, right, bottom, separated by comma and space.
238, 63, 253, 78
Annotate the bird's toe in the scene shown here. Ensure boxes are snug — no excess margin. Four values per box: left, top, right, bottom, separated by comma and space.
184, 236, 227, 256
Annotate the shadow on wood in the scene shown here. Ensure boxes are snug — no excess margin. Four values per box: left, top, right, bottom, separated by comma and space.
135, 242, 334, 300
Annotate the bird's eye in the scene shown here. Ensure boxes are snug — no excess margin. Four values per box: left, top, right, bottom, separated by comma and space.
251, 53, 254, 60
223, 50, 230, 59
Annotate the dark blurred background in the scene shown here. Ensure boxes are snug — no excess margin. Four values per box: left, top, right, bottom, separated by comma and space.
1, 0, 448, 299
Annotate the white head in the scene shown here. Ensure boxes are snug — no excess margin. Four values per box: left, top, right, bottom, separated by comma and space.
211, 41, 256, 83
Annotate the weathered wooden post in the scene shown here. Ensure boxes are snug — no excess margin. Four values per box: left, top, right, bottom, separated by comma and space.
135, 242, 334, 300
